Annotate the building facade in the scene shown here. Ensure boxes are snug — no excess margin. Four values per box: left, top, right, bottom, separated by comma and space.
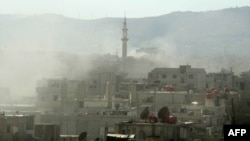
114, 122, 193, 141
0, 114, 34, 141
34, 123, 60, 141
36, 78, 85, 113
206, 69, 235, 91
148, 65, 207, 91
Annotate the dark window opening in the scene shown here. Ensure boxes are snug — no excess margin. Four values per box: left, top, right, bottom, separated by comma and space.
189, 74, 194, 79
162, 74, 166, 78
172, 74, 177, 79
181, 78, 185, 83
240, 82, 245, 90
223, 75, 227, 81
7, 125, 10, 133
246, 102, 250, 107
79, 101, 84, 108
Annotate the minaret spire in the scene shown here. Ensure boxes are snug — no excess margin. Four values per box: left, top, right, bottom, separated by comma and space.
121, 13, 128, 59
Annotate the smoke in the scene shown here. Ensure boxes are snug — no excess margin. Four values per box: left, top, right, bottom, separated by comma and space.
0, 14, 121, 98
0, 48, 95, 98
1, 8, 250, 99
128, 32, 250, 76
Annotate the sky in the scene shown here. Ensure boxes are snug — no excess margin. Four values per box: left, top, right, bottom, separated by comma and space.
0, 0, 250, 19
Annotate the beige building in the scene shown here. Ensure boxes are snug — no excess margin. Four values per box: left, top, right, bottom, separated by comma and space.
133, 90, 205, 117
237, 71, 250, 91
39, 114, 132, 141
34, 123, 60, 141
206, 69, 235, 91
114, 122, 194, 141
36, 78, 85, 113
0, 114, 34, 141
148, 65, 207, 92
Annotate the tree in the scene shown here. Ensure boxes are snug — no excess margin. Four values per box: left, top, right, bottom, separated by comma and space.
78, 132, 87, 141
158, 106, 170, 122
140, 107, 149, 121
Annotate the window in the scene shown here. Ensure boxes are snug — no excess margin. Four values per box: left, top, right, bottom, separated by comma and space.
7, 125, 10, 133
162, 74, 166, 78
89, 85, 96, 88
145, 96, 153, 102
172, 74, 177, 79
79, 101, 84, 108
223, 75, 227, 81
180, 66, 186, 74
189, 74, 194, 79
26, 116, 34, 130
181, 77, 185, 83
206, 83, 209, 88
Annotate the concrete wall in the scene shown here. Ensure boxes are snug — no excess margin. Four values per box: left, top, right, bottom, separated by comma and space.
148, 66, 206, 91
39, 114, 132, 141
115, 122, 191, 141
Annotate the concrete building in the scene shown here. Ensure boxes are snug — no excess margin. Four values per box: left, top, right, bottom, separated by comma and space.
60, 135, 78, 141
206, 68, 235, 91
39, 114, 132, 141
148, 65, 207, 92
34, 123, 60, 141
86, 71, 118, 97
135, 91, 205, 116
34, 80, 237, 140
228, 90, 250, 124
0, 114, 34, 141
114, 122, 194, 141
36, 78, 85, 114
237, 71, 250, 91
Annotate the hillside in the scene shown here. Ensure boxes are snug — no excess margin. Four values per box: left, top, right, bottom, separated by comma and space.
0, 7, 250, 96
0, 7, 250, 55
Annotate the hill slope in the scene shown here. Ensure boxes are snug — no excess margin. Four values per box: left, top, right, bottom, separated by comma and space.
0, 7, 250, 96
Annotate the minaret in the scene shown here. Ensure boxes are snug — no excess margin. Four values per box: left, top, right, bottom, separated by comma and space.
121, 15, 128, 59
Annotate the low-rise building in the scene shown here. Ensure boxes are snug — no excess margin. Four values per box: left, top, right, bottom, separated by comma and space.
36, 78, 85, 113
39, 114, 132, 141
206, 68, 235, 91
0, 114, 34, 141
148, 65, 206, 92
114, 122, 195, 141
237, 71, 250, 91
34, 123, 60, 141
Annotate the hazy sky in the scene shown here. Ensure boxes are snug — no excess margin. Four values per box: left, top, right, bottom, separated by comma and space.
0, 0, 250, 19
